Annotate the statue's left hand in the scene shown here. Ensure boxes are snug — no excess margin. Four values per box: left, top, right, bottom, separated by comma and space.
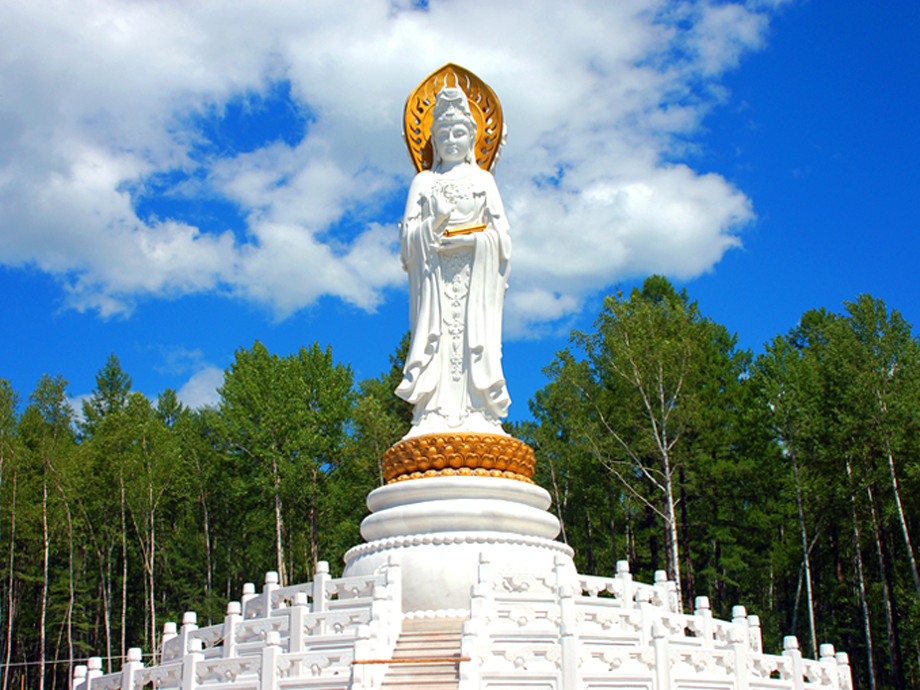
439, 232, 477, 249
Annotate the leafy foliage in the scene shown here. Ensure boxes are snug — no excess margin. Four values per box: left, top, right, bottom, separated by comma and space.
0, 292, 918, 689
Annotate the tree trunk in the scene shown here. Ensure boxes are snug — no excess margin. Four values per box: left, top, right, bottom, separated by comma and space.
102, 554, 112, 674
48, 466, 75, 681
548, 460, 568, 545
661, 450, 683, 612
847, 460, 876, 690
2, 471, 17, 690
882, 435, 920, 606
148, 482, 157, 665
198, 467, 213, 604
40, 480, 48, 690
584, 510, 596, 574
63, 507, 74, 683
607, 483, 617, 565
625, 498, 635, 564
867, 482, 902, 689
272, 456, 285, 586
680, 467, 693, 603
791, 453, 817, 658
0, 440, 5, 689
120, 476, 127, 661
310, 465, 319, 578
714, 541, 725, 615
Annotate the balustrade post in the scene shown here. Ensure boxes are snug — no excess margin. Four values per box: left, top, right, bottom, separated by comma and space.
732, 606, 749, 651
653, 570, 678, 612
694, 596, 713, 648
747, 615, 762, 653
72, 664, 87, 690
180, 611, 198, 656
818, 645, 838, 690
651, 622, 671, 690
351, 624, 375, 690
462, 554, 491, 690
729, 623, 749, 690
666, 580, 679, 613
263, 571, 280, 617
616, 561, 633, 608
459, 617, 478, 690
181, 639, 204, 690
85, 657, 103, 690
160, 621, 178, 665
259, 631, 282, 690
835, 652, 853, 690
638, 590, 653, 648
311, 561, 330, 636
223, 602, 241, 658
162, 621, 178, 648
369, 574, 387, 644
241, 582, 257, 616
783, 636, 805, 690
469, 554, 492, 635
313, 561, 330, 614
383, 554, 401, 645
556, 555, 578, 690
289, 592, 308, 654
120, 647, 144, 690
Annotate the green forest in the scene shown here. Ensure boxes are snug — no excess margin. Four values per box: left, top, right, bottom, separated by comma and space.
1, 276, 918, 690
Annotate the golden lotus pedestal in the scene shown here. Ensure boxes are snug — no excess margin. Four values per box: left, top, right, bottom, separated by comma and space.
381, 432, 536, 484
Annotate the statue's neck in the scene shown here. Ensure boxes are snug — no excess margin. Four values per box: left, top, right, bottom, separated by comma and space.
433, 161, 475, 178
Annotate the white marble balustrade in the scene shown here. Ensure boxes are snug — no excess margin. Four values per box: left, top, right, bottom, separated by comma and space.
72, 560, 401, 690
460, 556, 853, 690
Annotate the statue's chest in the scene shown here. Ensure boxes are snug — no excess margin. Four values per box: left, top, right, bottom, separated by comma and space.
434, 179, 485, 220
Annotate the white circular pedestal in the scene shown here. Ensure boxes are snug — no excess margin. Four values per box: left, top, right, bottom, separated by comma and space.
342, 477, 575, 615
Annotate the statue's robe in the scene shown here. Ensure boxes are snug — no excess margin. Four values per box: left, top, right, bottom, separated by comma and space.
397, 164, 511, 434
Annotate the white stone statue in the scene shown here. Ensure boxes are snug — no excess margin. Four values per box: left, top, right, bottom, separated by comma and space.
397, 85, 511, 437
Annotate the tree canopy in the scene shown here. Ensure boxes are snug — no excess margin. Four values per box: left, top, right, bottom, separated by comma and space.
0, 286, 918, 689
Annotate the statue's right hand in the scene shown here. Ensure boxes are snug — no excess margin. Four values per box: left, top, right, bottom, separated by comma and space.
430, 191, 454, 229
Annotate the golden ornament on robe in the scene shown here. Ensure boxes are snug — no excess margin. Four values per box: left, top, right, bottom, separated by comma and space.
403, 63, 505, 173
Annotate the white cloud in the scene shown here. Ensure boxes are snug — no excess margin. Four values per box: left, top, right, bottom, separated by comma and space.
177, 366, 225, 410
0, 0, 772, 328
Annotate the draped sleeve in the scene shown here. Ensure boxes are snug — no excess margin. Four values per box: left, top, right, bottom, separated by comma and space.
397, 171, 442, 405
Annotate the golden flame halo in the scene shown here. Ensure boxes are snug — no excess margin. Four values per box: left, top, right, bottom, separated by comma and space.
403, 63, 504, 173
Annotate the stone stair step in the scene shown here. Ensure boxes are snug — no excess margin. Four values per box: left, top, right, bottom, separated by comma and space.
382, 677, 459, 686
380, 629, 463, 689
392, 633, 463, 658
393, 646, 463, 658
384, 671, 459, 680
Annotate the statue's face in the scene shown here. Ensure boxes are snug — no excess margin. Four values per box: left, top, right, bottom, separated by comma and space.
434, 123, 472, 165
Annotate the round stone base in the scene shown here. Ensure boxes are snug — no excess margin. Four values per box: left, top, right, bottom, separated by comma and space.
343, 530, 575, 614
342, 476, 573, 614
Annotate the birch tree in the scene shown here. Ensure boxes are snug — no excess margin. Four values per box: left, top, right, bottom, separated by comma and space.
564, 276, 748, 611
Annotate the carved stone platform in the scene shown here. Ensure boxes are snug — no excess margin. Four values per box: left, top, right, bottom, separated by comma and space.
72, 559, 855, 690
343, 476, 574, 614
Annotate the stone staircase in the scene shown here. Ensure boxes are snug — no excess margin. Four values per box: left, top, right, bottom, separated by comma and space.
380, 628, 464, 689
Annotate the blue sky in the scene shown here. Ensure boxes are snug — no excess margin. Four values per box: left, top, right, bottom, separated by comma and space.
1, 0, 918, 422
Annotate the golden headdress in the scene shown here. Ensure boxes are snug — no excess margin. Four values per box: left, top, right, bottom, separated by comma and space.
403, 63, 505, 173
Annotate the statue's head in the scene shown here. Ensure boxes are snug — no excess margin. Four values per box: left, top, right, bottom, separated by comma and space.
430, 87, 477, 168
